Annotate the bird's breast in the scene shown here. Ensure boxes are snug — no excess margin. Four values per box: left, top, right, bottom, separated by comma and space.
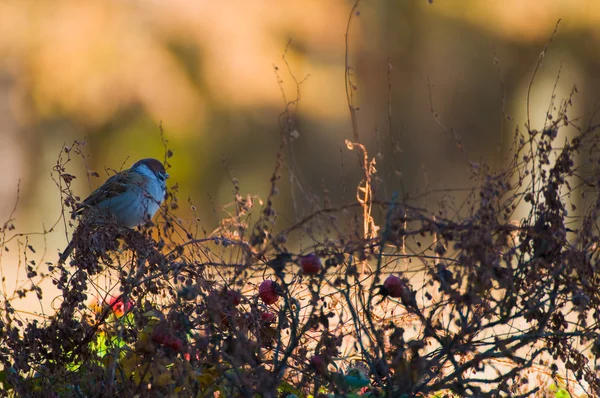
98, 178, 165, 228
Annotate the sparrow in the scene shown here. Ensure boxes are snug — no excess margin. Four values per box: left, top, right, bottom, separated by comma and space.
58, 158, 169, 264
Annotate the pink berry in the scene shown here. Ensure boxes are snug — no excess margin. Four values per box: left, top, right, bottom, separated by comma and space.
300, 253, 322, 275
310, 355, 327, 374
226, 290, 241, 306
384, 275, 404, 298
260, 311, 276, 323
259, 280, 279, 305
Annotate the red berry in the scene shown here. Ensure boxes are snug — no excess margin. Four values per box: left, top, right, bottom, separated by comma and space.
226, 290, 241, 306
383, 275, 405, 298
299, 253, 322, 275
310, 355, 327, 374
151, 327, 168, 345
167, 337, 184, 352
107, 295, 132, 318
259, 280, 279, 305
260, 311, 276, 323
151, 323, 184, 351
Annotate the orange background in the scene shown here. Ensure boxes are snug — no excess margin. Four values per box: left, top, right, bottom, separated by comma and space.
1, 0, 599, 315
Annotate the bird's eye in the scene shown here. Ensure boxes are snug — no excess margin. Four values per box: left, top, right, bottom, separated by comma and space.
157, 172, 168, 182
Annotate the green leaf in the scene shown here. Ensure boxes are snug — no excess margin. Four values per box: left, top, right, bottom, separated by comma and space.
555, 388, 571, 398
0, 369, 14, 391
91, 332, 108, 357
549, 383, 571, 398
121, 310, 136, 326
90, 331, 128, 360
278, 381, 304, 398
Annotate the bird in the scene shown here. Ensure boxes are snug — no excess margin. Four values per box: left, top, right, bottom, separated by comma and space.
58, 158, 169, 264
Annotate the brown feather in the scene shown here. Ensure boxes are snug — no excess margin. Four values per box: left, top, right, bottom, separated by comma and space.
133, 158, 166, 177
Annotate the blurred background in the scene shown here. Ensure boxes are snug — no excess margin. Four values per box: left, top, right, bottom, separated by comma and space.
1, 0, 600, 313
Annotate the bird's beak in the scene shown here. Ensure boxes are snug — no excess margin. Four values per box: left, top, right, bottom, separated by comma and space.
165, 173, 170, 179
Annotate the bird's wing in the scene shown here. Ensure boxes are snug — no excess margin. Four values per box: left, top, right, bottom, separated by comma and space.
77, 170, 143, 211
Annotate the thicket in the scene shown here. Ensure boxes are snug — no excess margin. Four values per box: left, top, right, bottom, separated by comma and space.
1, 13, 599, 398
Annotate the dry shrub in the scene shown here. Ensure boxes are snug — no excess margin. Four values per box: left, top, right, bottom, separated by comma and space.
1, 17, 600, 398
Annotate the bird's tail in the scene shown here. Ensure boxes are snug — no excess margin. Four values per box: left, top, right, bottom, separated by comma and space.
58, 240, 75, 265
